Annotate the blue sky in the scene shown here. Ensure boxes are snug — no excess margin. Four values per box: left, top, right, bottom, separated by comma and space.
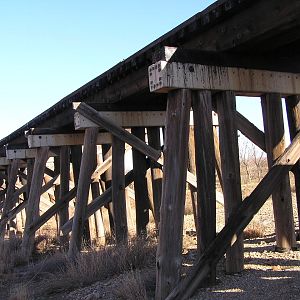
0, 0, 219, 139
0, 1, 284, 142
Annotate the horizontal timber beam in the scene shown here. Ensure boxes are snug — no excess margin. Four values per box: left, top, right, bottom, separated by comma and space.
74, 110, 218, 130
75, 103, 162, 161
6, 149, 56, 159
73, 109, 166, 130
149, 61, 300, 96
27, 133, 112, 148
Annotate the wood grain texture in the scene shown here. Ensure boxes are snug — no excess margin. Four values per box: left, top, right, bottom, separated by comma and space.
155, 89, 191, 300
149, 61, 300, 95
216, 91, 244, 274
192, 90, 216, 283
187, 125, 198, 228
146, 127, 163, 228
21, 147, 49, 259
112, 136, 128, 244
261, 93, 296, 251
236, 111, 266, 151
132, 127, 150, 235
61, 170, 134, 235
68, 128, 98, 258
76, 103, 161, 162
286, 95, 300, 232
167, 130, 300, 300
59, 146, 70, 247
0, 159, 19, 240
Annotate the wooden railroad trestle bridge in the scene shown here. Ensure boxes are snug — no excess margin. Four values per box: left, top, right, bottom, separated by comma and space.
1, 0, 300, 299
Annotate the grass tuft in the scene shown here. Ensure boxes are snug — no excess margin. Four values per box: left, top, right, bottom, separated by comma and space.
36, 237, 156, 296
244, 221, 265, 239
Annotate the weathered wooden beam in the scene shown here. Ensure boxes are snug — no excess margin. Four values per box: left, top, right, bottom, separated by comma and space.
21, 147, 49, 259
131, 127, 150, 235
74, 110, 166, 130
90, 153, 106, 245
236, 111, 266, 152
75, 110, 218, 130
261, 93, 296, 251
6, 148, 57, 159
91, 155, 112, 181
112, 136, 128, 244
167, 130, 300, 300
192, 90, 216, 283
68, 128, 98, 258
29, 187, 76, 233
59, 146, 70, 247
27, 133, 112, 148
213, 126, 223, 191
0, 159, 19, 240
0, 174, 60, 228
0, 157, 10, 166
149, 61, 300, 96
156, 89, 191, 300
75, 103, 161, 162
61, 170, 134, 235
147, 127, 163, 227
187, 126, 198, 232
285, 95, 300, 231
216, 91, 244, 274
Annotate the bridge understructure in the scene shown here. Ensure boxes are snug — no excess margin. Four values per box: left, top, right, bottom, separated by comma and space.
1, 1, 300, 299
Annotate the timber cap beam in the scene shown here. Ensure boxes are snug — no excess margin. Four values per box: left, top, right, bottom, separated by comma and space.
149, 61, 300, 96
149, 47, 300, 96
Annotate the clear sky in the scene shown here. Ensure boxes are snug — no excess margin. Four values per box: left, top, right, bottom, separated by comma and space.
0, 1, 289, 143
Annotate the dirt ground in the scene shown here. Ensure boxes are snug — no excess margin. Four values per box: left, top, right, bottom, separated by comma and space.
1, 183, 299, 299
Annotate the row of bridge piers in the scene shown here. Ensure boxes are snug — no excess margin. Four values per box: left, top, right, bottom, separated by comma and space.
1, 48, 300, 299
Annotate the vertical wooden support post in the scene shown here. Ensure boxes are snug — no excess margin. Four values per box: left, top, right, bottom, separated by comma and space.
70, 145, 82, 186
68, 128, 98, 258
71, 145, 91, 243
156, 89, 191, 300
261, 94, 296, 251
213, 126, 223, 190
21, 147, 49, 259
131, 127, 150, 236
193, 90, 216, 282
216, 91, 244, 274
147, 127, 163, 228
112, 136, 128, 244
24, 159, 34, 222
0, 159, 19, 240
54, 156, 60, 235
59, 146, 70, 248
187, 126, 199, 231
286, 95, 300, 234
102, 144, 115, 234
91, 151, 106, 245
91, 181, 106, 245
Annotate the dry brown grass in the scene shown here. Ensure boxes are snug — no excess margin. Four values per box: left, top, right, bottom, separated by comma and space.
0, 236, 25, 274
35, 237, 156, 296
8, 284, 31, 300
112, 269, 153, 300
244, 221, 265, 239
